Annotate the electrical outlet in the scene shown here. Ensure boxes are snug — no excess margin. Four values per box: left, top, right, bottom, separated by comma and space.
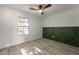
52, 35, 55, 39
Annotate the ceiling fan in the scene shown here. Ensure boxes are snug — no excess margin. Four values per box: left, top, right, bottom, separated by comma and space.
29, 4, 52, 15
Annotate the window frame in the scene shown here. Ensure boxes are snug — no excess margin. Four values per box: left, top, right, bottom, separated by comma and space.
17, 17, 29, 36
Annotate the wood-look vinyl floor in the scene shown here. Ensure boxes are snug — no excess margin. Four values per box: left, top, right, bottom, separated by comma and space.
0, 38, 79, 55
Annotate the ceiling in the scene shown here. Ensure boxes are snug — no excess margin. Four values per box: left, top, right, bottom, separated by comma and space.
0, 4, 79, 17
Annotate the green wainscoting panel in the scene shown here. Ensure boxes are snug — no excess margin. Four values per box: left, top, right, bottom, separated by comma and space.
43, 27, 79, 47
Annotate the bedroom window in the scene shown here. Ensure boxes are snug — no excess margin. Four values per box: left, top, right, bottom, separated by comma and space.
18, 17, 29, 36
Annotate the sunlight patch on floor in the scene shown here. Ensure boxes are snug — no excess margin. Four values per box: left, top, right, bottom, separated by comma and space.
33, 47, 42, 52
20, 48, 34, 55
20, 47, 42, 55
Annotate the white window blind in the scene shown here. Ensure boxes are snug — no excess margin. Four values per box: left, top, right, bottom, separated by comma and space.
18, 17, 29, 36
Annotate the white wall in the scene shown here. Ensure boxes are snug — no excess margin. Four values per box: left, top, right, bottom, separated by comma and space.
0, 7, 42, 49
43, 8, 79, 27
26, 14, 42, 42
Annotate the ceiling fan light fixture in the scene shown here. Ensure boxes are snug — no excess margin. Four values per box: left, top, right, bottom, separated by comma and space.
39, 10, 44, 15
39, 10, 42, 13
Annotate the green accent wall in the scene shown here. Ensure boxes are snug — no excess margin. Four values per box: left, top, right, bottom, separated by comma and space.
43, 27, 79, 47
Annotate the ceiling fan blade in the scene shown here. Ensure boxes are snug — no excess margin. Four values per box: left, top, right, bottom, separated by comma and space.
30, 7, 39, 10
43, 4, 52, 9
